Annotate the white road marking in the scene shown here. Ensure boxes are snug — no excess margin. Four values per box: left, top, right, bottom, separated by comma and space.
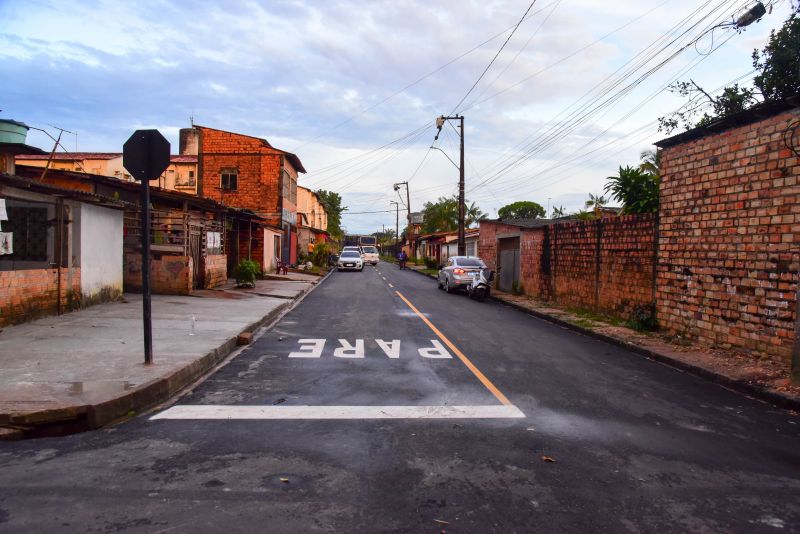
376, 339, 401, 359
288, 338, 325, 358
151, 404, 526, 420
334, 338, 365, 358
418, 339, 452, 359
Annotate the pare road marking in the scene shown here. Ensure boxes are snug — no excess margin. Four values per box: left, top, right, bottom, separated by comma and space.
288, 339, 451, 359
151, 404, 525, 420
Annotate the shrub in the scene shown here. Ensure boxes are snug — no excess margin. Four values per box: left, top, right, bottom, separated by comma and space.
424, 256, 439, 269
234, 259, 260, 288
311, 242, 331, 267
628, 304, 658, 332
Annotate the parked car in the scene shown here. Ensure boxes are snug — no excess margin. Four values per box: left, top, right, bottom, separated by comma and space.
360, 245, 379, 265
337, 250, 364, 271
437, 256, 487, 293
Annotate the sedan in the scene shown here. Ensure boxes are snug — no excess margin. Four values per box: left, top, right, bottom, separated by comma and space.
437, 256, 487, 293
337, 250, 364, 271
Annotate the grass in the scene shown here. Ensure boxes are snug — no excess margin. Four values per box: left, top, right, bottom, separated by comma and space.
565, 306, 626, 328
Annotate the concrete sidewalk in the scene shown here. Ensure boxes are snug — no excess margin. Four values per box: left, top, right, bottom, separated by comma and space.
0, 273, 325, 439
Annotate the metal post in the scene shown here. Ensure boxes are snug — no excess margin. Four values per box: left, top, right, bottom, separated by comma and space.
141, 180, 153, 365
458, 115, 465, 256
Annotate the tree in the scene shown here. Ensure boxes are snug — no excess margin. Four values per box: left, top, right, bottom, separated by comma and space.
752, 11, 800, 100
658, 8, 800, 134
315, 190, 346, 241
497, 201, 546, 220
585, 193, 607, 214
551, 205, 566, 218
639, 149, 661, 177
604, 165, 659, 214
421, 195, 486, 233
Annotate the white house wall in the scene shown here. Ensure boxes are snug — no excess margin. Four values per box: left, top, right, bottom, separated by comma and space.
79, 203, 123, 299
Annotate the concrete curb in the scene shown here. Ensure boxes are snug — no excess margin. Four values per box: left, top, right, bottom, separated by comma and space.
491, 296, 800, 412
3, 272, 332, 439
404, 262, 799, 411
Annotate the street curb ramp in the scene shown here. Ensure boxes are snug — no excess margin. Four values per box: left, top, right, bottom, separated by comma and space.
404, 265, 800, 412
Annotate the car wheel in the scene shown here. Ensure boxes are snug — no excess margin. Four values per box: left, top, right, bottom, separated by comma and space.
437, 276, 443, 290
444, 278, 451, 293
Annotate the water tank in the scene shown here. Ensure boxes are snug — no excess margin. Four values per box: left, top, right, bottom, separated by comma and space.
0, 119, 30, 144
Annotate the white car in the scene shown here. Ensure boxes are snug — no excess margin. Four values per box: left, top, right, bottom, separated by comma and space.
337, 250, 364, 271
360, 245, 379, 265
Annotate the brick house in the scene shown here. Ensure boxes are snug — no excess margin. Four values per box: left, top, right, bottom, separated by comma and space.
184, 125, 306, 271
1, 121, 126, 325
296, 185, 329, 256
655, 97, 800, 360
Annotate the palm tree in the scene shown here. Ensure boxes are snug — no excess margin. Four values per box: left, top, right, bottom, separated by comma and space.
585, 193, 607, 216
639, 149, 661, 177
604, 165, 659, 214
466, 201, 488, 227
551, 205, 565, 218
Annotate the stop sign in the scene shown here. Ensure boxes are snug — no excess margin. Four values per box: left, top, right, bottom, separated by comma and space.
123, 130, 171, 181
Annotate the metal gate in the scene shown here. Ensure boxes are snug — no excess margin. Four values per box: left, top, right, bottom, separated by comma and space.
498, 237, 520, 292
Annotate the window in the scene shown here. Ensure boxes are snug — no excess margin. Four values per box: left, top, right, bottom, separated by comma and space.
221, 168, 238, 191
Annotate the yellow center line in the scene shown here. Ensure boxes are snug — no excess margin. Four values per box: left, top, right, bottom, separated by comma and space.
395, 290, 512, 406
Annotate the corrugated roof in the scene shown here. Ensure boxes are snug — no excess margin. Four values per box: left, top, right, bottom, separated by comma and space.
16, 152, 122, 161
0, 172, 129, 209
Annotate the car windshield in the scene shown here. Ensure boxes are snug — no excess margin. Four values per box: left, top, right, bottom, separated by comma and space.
340, 251, 360, 258
455, 258, 485, 267
362, 247, 377, 253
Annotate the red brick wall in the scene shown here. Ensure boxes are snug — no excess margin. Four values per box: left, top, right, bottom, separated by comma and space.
657, 107, 800, 359
479, 215, 657, 319
123, 253, 192, 295
197, 127, 284, 227
204, 254, 227, 288
0, 268, 81, 326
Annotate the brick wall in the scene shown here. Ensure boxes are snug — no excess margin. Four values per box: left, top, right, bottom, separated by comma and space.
657, 107, 800, 359
479, 215, 657, 320
123, 254, 193, 295
0, 268, 81, 326
204, 254, 227, 288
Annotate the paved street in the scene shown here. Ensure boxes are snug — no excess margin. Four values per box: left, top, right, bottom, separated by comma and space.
1, 262, 799, 533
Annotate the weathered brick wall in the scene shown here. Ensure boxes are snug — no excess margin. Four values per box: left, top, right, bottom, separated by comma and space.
123, 253, 193, 295
0, 268, 81, 326
198, 127, 284, 227
479, 215, 657, 319
204, 254, 227, 288
657, 108, 800, 359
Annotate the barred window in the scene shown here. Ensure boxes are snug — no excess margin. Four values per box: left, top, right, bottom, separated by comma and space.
221, 168, 238, 191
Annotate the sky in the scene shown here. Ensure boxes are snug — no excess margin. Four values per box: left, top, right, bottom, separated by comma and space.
1, 0, 795, 233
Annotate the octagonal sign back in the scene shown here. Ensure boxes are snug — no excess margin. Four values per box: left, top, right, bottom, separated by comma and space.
123, 129, 171, 181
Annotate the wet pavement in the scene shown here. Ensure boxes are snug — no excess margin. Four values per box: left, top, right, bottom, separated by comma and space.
0, 262, 798, 532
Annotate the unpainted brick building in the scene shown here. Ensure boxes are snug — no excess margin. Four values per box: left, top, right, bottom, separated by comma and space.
187, 125, 306, 270
655, 98, 800, 360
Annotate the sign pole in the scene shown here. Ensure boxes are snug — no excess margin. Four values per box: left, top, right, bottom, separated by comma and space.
141, 176, 153, 365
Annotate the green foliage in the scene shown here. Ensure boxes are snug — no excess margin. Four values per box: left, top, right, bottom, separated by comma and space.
421, 195, 487, 233
551, 205, 566, 218
315, 190, 346, 241
753, 11, 800, 100
604, 165, 660, 214
628, 304, 658, 332
659, 10, 800, 134
498, 201, 546, 220
234, 259, 260, 287
423, 256, 439, 269
311, 242, 331, 267
574, 210, 596, 221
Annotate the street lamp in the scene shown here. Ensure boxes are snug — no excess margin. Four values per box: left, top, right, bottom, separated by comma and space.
432, 114, 465, 256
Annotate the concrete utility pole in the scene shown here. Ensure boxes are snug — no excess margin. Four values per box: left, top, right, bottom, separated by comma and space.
393, 181, 411, 245
434, 115, 466, 256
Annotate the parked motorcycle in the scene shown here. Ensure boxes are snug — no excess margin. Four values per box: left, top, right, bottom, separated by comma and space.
467, 268, 494, 301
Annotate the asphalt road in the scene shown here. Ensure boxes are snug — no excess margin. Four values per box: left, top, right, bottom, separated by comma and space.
1, 262, 799, 533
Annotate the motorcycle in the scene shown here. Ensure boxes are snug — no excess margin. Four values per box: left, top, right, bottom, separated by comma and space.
467, 268, 494, 301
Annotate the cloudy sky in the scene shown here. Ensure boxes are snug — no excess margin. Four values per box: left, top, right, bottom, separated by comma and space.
1, 0, 794, 233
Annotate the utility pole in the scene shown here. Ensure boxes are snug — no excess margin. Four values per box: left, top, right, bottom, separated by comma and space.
393, 181, 411, 252
390, 201, 400, 249
434, 115, 465, 255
